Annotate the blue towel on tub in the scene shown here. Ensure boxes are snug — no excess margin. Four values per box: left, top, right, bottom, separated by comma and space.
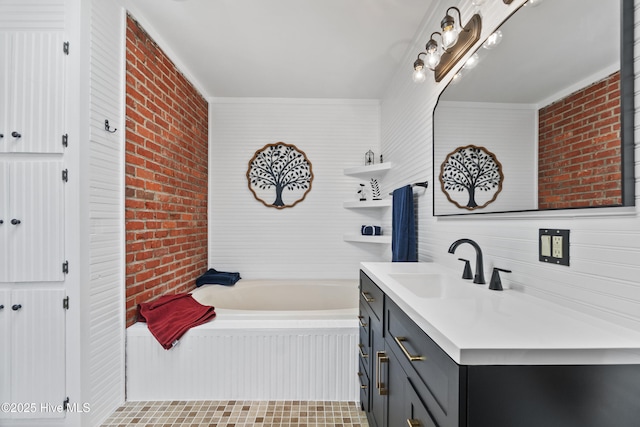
392, 185, 417, 262
195, 268, 241, 287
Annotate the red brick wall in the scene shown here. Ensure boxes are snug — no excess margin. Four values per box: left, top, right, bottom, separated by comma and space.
538, 72, 621, 209
125, 15, 209, 326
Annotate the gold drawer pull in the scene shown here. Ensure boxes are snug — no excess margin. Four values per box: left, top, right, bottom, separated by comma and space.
361, 384, 368, 389
376, 351, 389, 395
361, 291, 375, 303
407, 419, 421, 427
394, 336, 425, 362
358, 344, 369, 358
358, 315, 368, 328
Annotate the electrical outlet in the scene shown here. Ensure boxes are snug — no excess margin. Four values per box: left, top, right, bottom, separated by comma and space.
552, 236, 563, 258
539, 229, 570, 266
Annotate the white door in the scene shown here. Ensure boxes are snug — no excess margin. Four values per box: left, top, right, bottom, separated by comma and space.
9, 160, 65, 282
0, 289, 10, 420
0, 161, 8, 282
10, 288, 66, 419
5, 32, 65, 154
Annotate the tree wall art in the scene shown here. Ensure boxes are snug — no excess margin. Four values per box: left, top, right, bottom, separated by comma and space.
439, 144, 503, 210
247, 142, 314, 209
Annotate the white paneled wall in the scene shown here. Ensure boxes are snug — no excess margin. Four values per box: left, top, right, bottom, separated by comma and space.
380, 0, 640, 329
209, 98, 387, 279
83, 0, 127, 424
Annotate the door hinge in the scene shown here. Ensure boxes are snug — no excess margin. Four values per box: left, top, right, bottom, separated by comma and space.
62, 134, 68, 147
63, 397, 69, 411
63, 296, 69, 310
62, 261, 69, 274
63, 41, 69, 55
62, 169, 68, 182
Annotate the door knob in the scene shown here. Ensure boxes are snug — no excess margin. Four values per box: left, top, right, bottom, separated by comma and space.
11, 131, 21, 138
12, 304, 22, 311
10, 219, 20, 225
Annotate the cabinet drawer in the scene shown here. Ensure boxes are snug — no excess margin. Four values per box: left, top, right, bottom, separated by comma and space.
360, 271, 384, 323
358, 356, 370, 412
386, 296, 461, 427
358, 300, 370, 339
406, 378, 437, 427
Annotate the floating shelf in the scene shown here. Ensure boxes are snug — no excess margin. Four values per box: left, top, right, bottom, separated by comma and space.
343, 162, 392, 177
343, 199, 392, 208
343, 234, 391, 244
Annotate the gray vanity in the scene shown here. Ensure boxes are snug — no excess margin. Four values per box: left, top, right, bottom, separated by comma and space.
358, 262, 640, 427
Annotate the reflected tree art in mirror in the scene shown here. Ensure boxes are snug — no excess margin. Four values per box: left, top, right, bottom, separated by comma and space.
247, 142, 313, 209
433, 0, 634, 216
440, 145, 503, 210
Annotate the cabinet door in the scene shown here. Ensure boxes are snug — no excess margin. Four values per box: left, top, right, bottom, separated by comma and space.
0, 161, 8, 282
0, 290, 9, 419
370, 321, 386, 427
5, 32, 65, 154
0, 33, 9, 145
9, 160, 65, 282
10, 289, 66, 419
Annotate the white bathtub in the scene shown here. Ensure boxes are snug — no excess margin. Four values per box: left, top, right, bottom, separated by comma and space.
126, 279, 360, 402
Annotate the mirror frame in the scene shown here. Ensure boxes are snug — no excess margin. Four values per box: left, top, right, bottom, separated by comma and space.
432, 0, 635, 216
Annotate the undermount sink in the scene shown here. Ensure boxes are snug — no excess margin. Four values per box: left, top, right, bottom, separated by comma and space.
388, 273, 454, 298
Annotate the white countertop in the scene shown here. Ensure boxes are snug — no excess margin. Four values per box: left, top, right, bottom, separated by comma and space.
360, 262, 640, 366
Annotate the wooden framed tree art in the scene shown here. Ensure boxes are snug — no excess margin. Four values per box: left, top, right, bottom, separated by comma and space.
439, 145, 503, 210
247, 142, 314, 209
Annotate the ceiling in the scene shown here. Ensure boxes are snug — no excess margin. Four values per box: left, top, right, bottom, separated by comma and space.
127, 0, 434, 99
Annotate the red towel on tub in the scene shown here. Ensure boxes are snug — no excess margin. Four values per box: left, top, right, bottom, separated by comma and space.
138, 293, 216, 350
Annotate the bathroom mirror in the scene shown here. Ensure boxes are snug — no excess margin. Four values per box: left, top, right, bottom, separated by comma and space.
433, 0, 634, 216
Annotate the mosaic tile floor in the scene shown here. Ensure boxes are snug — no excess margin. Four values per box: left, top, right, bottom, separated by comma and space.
101, 400, 369, 427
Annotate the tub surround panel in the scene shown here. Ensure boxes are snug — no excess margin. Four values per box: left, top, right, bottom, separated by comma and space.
379, 0, 640, 329
126, 323, 359, 402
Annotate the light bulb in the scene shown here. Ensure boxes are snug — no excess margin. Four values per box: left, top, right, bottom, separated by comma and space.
425, 39, 441, 70
442, 25, 459, 49
463, 53, 480, 70
412, 68, 427, 83
483, 30, 502, 50
441, 14, 459, 49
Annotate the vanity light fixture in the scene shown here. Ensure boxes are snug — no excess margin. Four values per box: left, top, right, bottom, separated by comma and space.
411, 7, 482, 83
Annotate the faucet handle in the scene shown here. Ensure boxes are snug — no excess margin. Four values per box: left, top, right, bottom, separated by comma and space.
489, 268, 511, 291
457, 258, 473, 280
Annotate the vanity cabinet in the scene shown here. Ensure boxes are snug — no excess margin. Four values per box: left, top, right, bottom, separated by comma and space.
360, 268, 640, 427
360, 270, 458, 427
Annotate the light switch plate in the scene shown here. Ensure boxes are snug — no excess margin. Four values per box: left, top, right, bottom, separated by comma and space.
539, 229, 570, 266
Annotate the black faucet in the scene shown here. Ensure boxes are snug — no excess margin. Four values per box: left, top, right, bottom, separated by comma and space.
448, 239, 485, 284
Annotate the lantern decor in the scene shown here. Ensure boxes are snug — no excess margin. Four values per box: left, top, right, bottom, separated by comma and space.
364, 149, 375, 166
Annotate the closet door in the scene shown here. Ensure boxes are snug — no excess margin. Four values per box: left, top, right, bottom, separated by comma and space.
0, 161, 8, 283
6, 32, 65, 154
9, 160, 65, 282
10, 289, 66, 419
0, 289, 9, 419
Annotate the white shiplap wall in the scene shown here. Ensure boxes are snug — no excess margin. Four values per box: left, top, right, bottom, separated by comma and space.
209, 98, 387, 279
83, 0, 126, 424
380, 0, 640, 330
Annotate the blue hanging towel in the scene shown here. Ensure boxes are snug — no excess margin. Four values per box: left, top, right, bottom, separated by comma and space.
392, 185, 417, 262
